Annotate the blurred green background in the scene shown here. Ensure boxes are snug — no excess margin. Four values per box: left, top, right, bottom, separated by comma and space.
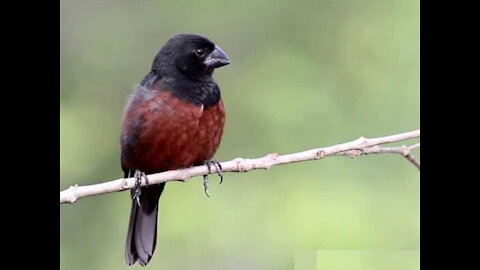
60, 0, 419, 269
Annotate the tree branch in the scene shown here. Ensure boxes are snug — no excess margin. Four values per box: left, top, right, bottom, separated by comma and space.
335, 143, 420, 169
60, 129, 420, 204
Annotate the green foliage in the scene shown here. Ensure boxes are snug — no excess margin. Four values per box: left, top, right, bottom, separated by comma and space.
60, 0, 419, 269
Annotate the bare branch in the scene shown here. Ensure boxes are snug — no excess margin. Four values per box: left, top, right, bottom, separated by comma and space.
335, 143, 420, 169
60, 129, 420, 204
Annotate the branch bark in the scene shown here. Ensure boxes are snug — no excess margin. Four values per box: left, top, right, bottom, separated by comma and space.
335, 143, 420, 169
60, 129, 420, 204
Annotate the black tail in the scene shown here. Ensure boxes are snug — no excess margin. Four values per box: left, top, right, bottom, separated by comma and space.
125, 183, 165, 266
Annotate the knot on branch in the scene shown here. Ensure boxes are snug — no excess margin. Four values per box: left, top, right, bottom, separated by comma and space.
234, 158, 251, 172
61, 185, 79, 204
315, 150, 326, 159
356, 136, 368, 146
264, 153, 279, 169
346, 149, 363, 158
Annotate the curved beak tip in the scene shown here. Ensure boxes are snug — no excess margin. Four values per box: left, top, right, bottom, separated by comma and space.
205, 45, 230, 69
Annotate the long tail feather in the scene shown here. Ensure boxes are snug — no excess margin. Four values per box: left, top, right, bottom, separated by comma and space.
125, 182, 165, 266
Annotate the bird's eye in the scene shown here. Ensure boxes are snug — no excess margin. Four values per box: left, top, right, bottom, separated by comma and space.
195, 48, 206, 58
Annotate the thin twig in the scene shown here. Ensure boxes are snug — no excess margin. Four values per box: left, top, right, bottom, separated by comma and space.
60, 129, 420, 204
335, 143, 420, 169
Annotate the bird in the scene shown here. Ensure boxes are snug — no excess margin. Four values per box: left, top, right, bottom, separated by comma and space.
120, 34, 230, 266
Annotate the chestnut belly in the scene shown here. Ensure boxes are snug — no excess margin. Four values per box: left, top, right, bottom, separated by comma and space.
122, 99, 225, 174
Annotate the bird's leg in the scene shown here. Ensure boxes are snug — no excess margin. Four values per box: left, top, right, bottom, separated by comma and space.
202, 160, 224, 197
203, 161, 212, 197
132, 170, 144, 206
140, 171, 150, 186
205, 160, 223, 184
213, 162, 223, 184
203, 174, 211, 198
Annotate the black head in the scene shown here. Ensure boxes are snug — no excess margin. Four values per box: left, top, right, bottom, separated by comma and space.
152, 34, 230, 79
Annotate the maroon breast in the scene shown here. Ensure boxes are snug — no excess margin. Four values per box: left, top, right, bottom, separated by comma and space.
121, 91, 225, 174
191, 100, 225, 163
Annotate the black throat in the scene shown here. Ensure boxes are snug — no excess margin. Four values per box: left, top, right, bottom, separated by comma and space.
140, 71, 221, 108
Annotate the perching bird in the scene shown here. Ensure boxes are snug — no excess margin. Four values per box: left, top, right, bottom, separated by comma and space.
120, 34, 230, 266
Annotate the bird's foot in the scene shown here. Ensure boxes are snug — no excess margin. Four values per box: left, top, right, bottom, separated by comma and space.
202, 160, 223, 197
203, 174, 211, 198
204, 160, 223, 184
132, 170, 149, 206
142, 172, 150, 186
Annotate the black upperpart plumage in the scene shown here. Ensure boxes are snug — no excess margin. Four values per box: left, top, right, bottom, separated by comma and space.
153, 34, 215, 77
141, 34, 229, 107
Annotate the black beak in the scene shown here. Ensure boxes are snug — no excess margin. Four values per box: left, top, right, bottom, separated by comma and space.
205, 45, 230, 69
